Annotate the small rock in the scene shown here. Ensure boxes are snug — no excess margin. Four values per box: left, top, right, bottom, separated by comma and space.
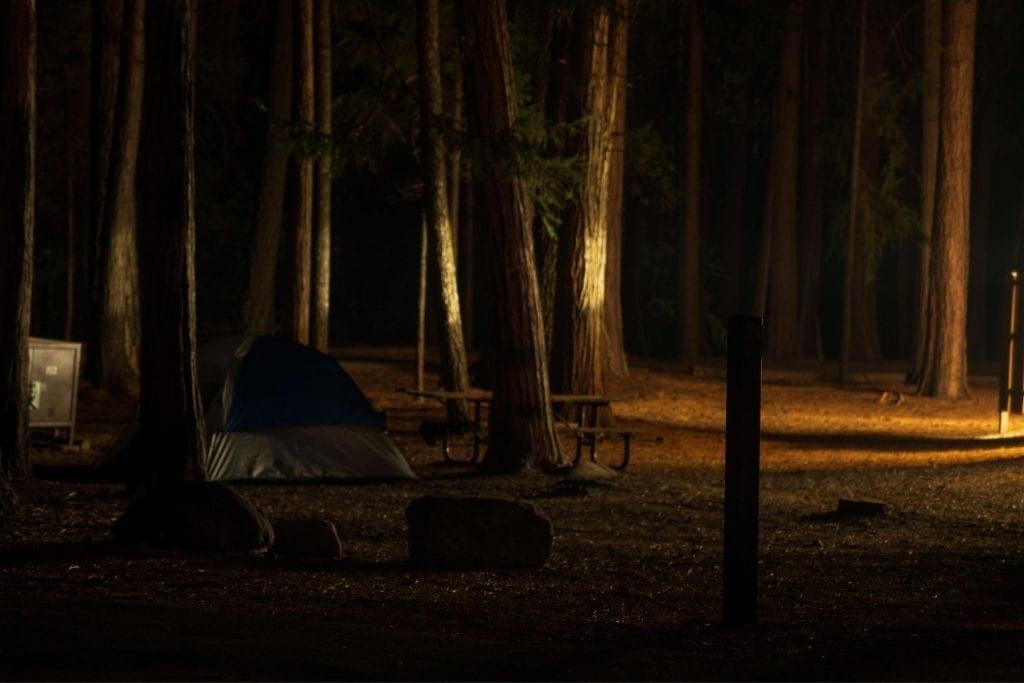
271, 518, 342, 559
836, 498, 887, 517
406, 495, 552, 569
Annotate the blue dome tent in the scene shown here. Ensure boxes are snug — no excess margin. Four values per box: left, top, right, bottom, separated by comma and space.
202, 336, 415, 481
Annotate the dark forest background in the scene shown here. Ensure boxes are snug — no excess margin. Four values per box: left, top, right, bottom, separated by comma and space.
29, 0, 1024, 362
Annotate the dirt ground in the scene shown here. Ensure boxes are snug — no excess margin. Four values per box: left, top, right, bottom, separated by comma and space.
3, 347, 1024, 681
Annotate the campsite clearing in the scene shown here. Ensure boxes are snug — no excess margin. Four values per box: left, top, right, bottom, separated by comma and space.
5, 347, 1024, 680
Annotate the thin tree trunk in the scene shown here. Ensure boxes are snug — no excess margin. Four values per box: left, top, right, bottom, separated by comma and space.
840, 0, 867, 384
603, 0, 629, 380
676, 0, 702, 364
766, 0, 803, 358
64, 97, 75, 341
138, 0, 205, 488
312, 0, 331, 352
850, 13, 882, 363
0, 0, 36, 484
416, 214, 427, 393
417, 0, 471, 423
796, 2, 829, 359
241, 0, 292, 336
292, 0, 315, 346
456, 0, 565, 472
88, 0, 124, 382
911, 0, 941, 383
918, 0, 976, 399
99, 0, 143, 393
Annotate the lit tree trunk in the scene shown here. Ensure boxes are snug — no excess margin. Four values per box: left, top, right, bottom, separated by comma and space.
241, 0, 292, 336
456, 0, 566, 472
417, 0, 471, 422
551, 8, 612, 403
603, 0, 629, 380
911, 0, 941, 383
312, 0, 331, 352
676, 0, 702, 365
292, 0, 314, 345
0, 0, 36, 491
99, 0, 143, 393
917, 0, 976, 399
137, 0, 205, 487
765, 0, 803, 358
797, 2, 829, 359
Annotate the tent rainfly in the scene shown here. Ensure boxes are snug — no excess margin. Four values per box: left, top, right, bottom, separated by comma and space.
203, 336, 416, 481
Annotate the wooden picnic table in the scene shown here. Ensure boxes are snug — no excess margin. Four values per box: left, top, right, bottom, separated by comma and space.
401, 388, 632, 468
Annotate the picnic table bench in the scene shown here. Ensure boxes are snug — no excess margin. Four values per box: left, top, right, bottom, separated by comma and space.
401, 388, 636, 469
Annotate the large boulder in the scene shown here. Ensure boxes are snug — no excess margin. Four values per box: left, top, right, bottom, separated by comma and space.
406, 495, 552, 569
113, 481, 273, 553
271, 518, 342, 559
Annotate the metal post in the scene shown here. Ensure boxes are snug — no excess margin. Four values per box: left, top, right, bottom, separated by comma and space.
1001, 271, 1020, 432
723, 316, 762, 627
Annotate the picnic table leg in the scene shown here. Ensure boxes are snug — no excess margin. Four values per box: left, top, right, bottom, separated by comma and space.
587, 404, 599, 463
471, 399, 482, 462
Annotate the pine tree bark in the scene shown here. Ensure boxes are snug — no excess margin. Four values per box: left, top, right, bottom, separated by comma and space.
911, 0, 941, 383
551, 8, 613, 404
603, 0, 629, 380
676, 0, 702, 365
241, 0, 292, 336
796, 2, 829, 359
918, 0, 976, 399
0, 0, 36, 485
417, 0, 471, 422
137, 0, 206, 487
312, 0, 332, 352
87, 0, 124, 382
98, 0, 143, 393
765, 0, 803, 358
456, 0, 565, 472
840, 0, 867, 383
292, 0, 315, 346
850, 11, 882, 362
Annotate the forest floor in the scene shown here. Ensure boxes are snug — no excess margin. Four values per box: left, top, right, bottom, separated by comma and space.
4, 347, 1024, 681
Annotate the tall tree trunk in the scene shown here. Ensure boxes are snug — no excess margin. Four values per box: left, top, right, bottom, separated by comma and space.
968, 62, 995, 361
88, 0, 124, 382
603, 0, 629, 380
918, 0, 976, 399
840, 0, 867, 383
417, 0, 471, 422
138, 0, 205, 487
676, 0, 702, 365
911, 0, 941, 382
796, 2, 829, 359
312, 0, 332, 352
850, 12, 882, 362
0, 0, 36, 487
456, 0, 565, 472
99, 0, 143, 393
765, 0, 803, 358
241, 0, 292, 336
551, 8, 612, 404
291, 0, 315, 345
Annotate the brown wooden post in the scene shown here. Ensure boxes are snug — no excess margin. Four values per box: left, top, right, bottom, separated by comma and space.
723, 315, 762, 627
1001, 271, 1022, 432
